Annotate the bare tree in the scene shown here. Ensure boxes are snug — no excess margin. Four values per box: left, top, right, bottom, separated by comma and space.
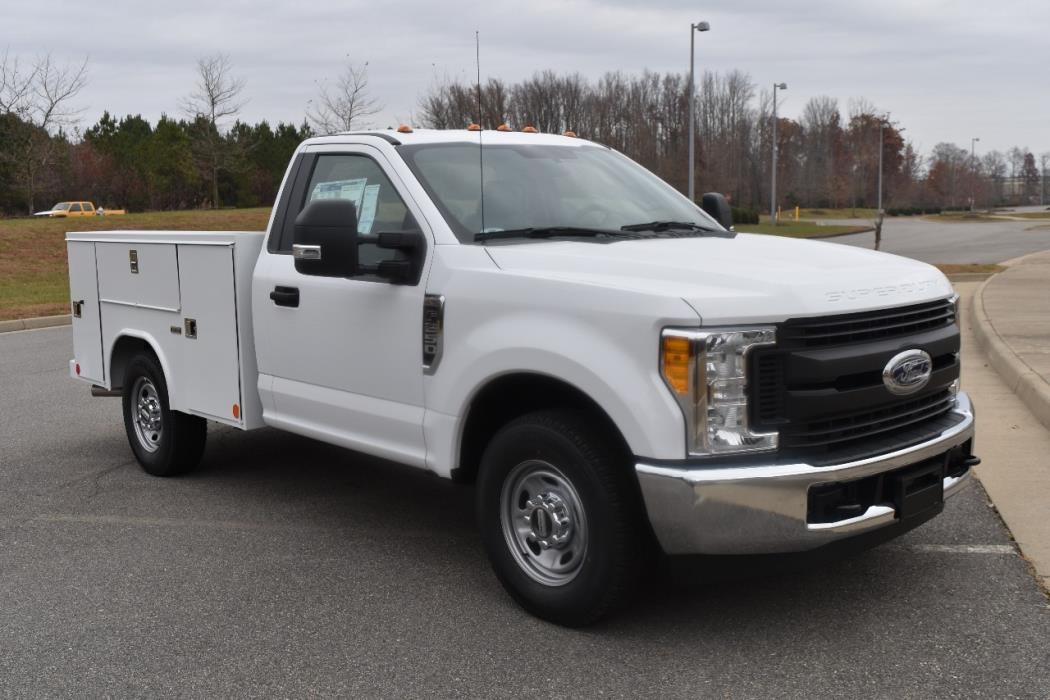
181, 53, 246, 208
0, 50, 88, 213
307, 59, 381, 135
1040, 152, 1050, 206
982, 150, 1007, 204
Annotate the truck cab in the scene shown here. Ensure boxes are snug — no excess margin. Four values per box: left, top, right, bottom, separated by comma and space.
67, 128, 977, 625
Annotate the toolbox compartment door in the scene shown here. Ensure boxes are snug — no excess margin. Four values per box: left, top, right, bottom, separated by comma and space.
96, 242, 181, 312
176, 244, 242, 423
67, 241, 105, 383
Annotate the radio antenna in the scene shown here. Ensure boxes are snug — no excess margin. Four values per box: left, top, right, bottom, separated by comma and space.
476, 30, 485, 234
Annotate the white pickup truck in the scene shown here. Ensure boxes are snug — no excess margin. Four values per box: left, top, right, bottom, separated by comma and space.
66, 128, 977, 625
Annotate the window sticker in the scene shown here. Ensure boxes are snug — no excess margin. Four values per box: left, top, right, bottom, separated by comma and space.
310, 178, 368, 216
358, 184, 381, 234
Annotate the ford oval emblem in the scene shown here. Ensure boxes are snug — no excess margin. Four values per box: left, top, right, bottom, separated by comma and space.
882, 349, 933, 395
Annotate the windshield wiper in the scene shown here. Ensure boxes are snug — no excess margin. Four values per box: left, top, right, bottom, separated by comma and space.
475, 226, 629, 243
620, 220, 721, 233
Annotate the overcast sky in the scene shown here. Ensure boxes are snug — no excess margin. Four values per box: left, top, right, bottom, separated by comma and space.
5, 0, 1047, 157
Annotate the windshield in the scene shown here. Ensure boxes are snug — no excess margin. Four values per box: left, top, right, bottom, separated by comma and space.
51, 202, 70, 211
398, 142, 722, 243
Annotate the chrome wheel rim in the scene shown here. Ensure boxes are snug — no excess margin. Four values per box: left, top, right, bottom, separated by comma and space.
500, 460, 588, 586
131, 376, 164, 453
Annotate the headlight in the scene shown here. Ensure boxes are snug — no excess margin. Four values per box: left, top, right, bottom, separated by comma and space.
661, 327, 778, 456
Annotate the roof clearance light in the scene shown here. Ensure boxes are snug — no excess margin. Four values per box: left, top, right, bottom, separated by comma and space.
396, 125, 413, 133
496, 123, 512, 132
522, 125, 538, 133
467, 123, 482, 131
563, 130, 577, 138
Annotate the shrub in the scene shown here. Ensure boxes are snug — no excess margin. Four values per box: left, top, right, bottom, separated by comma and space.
731, 207, 760, 225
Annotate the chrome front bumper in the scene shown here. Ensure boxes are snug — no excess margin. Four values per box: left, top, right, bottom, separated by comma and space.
636, 392, 975, 555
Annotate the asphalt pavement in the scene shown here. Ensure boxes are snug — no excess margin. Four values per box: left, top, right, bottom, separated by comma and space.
824, 215, 1050, 264
1, 326, 1049, 697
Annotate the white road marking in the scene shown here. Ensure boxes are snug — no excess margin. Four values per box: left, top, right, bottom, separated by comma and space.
33, 512, 273, 531
890, 543, 1017, 555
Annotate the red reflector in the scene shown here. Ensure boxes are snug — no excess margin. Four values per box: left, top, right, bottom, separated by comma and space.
75, 362, 81, 375
232, 403, 240, 419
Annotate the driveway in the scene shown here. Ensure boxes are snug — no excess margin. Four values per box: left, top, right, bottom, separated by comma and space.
1, 325, 1048, 697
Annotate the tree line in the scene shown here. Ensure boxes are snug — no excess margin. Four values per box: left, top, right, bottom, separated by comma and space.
1, 50, 1047, 216
419, 70, 1049, 214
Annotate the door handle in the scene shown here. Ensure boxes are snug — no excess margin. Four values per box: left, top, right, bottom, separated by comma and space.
270, 286, 300, 308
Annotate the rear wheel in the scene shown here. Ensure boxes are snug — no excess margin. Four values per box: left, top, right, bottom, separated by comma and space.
477, 409, 643, 626
121, 354, 207, 476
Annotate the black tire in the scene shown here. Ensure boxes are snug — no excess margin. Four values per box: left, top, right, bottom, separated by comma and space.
476, 409, 643, 626
121, 353, 207, 477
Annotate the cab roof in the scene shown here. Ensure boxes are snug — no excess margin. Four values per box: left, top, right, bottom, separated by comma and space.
303, 128, 598, 149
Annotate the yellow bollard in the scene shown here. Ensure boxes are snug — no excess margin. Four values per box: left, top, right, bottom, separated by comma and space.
795, 205, 800, 221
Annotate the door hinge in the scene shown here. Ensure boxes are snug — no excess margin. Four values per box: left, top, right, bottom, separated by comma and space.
129, 249, 139, 274
184, 318, 197, 339
71, 299, 84, 318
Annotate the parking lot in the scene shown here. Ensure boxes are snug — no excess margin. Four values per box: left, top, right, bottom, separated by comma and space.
2, 309, 1049, 697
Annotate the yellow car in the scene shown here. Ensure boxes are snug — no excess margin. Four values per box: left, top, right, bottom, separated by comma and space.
34, 201, 126, 217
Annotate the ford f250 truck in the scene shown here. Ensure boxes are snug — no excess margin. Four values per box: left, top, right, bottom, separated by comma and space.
66, 127, 978, 626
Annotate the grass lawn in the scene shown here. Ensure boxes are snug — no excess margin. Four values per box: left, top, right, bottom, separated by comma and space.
796, 207, 879, 220
922, 212, 1002, 223
735, 221, 872, 238
0, 208, 271, 321
1004, 211, 1050, 219
933, 263, 1006, 276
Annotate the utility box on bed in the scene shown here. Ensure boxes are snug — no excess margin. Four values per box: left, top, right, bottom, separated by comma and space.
66, 230, 265, 429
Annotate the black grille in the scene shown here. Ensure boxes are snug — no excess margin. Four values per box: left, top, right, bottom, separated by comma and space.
749, 299, 961, 459
754, 353, 786, 424
780, 299, 955, 348
781, 390, 955, 450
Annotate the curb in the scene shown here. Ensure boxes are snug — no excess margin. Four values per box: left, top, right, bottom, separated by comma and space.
0, 315, 71, 334
970, 259, 1050, 434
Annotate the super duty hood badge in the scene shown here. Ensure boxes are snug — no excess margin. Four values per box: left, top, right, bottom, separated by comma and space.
883, 349, 933, 395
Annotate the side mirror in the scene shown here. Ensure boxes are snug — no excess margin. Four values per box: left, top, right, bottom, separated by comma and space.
367, 230, 425, 285
292, 199, 359, 277
701, 192, 734, 230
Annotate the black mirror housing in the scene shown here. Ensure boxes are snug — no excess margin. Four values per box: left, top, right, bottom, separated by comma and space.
368, 230, 425, 285
293, 199, 359, 277
701, 192, 734, 230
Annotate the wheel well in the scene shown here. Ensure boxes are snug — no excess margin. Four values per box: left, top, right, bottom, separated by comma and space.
109, 336, 159, 390
454, 373, 632, 484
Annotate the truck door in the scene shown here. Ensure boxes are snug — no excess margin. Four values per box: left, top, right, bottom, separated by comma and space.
252, 145, 431, 468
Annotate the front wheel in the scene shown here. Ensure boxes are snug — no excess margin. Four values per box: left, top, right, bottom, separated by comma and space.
121, 354, 207, 477
477, 410, 643, 626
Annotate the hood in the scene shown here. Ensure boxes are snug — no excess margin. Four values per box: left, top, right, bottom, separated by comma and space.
484, 233, 953, 325
33, 210, 59, 217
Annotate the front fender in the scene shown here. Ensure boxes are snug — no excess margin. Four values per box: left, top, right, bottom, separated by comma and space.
423, 302, 695, 477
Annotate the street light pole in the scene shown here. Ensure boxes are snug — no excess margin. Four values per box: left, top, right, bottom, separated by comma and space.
770, 82, 787, 223
970, 137, 980, 212
877, 119, 885, 215
687, 21, 710, 203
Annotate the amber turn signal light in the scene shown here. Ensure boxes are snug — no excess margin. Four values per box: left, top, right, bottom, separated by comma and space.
661, 335, 692, 395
